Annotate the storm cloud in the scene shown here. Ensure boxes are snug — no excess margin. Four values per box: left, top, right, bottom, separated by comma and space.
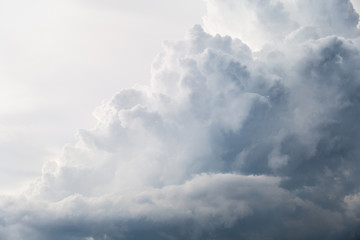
1, 0, 360, 239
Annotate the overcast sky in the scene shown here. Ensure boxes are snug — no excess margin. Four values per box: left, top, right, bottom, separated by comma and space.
1, 0, 360, 240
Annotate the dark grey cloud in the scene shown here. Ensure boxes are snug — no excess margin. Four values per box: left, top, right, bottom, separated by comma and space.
1, 0, 360, 239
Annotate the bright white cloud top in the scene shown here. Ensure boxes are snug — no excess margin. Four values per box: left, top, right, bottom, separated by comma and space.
1, 0, 360, 239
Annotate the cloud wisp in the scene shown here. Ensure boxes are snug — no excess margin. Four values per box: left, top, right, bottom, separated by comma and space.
1, 0, 360, 239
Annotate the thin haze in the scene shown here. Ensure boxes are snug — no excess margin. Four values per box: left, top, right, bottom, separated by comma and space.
1, 0, 360, 240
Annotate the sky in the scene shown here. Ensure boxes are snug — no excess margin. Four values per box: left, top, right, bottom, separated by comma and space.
1, 0, 360, 239
0, 0, 205, 193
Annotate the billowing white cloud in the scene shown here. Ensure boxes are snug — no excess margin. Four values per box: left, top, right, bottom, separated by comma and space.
1, 0, 360, 239
203, 0, 359, 49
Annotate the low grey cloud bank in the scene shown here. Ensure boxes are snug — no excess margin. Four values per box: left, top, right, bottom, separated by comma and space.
0, 174, 349, 239
1, 0, 360, 239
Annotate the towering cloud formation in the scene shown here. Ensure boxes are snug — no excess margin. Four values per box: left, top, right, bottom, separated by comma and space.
1, 0, 360, 239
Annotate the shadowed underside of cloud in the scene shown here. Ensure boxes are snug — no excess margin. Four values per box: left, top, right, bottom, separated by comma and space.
0, 174, 353, 240
1, 0, 360, 239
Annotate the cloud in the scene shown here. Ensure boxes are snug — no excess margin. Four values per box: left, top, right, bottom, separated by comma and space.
0, 174, 348, 239
1, 0, 360, 239
203, 0, 359, 49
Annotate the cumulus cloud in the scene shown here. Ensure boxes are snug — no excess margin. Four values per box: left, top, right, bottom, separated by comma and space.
203, 0, 359, 49
1, 0, 360, 239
